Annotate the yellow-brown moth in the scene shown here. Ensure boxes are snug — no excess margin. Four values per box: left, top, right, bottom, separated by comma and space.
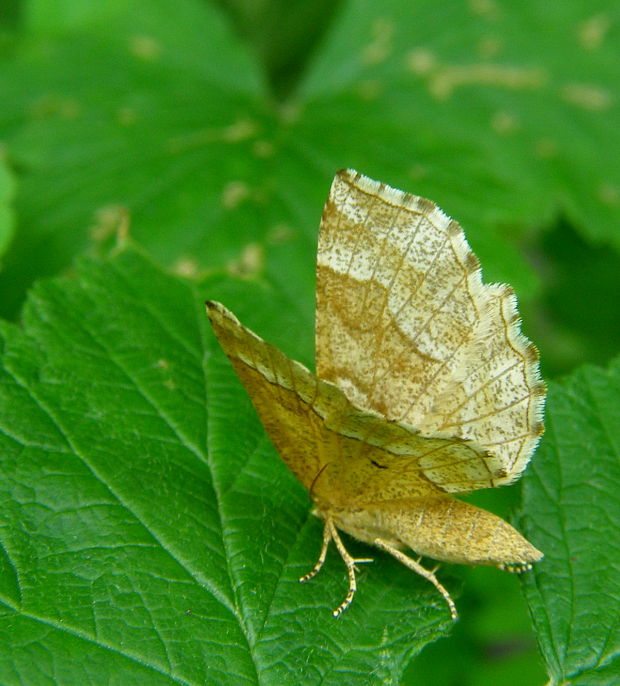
206, 169, 545, 619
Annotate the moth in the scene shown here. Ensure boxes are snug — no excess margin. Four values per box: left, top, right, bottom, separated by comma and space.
207, 169, 545, 619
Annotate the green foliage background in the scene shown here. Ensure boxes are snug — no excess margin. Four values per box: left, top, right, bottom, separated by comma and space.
0, 1, 619, 684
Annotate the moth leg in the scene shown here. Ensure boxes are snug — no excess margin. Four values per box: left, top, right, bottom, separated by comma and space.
328, 519, 373, 617
373, 538, 458, 621
300, 518, 373, 616
299, 518, 332, 583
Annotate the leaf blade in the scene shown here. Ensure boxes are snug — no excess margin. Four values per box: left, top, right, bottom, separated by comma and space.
519, 358, 620, 683
0, 248, 454, 685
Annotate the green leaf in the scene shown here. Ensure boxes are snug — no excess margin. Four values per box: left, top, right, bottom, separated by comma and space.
4, 0, 620, 319
214, 0, 342, 99
299, 0, 620, 248
1, 3, 618, 680
0, 158, 15, 260
0, 0, 272, 318
0, 248, 455, 685
518, 358, 620, 684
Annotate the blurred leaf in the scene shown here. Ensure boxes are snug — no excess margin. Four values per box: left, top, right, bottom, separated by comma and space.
0, 158, 16, 260
0, 247, 456, 686
0, 0, 277, 319
215, 0, 343, 99
300, 0, 620, 243
3, 0, 619, 322
518, 357, 620, 684
0, 0, 22, 45
527, 220, 620, 377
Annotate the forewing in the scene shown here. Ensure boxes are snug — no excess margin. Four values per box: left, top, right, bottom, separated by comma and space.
207, 301, 508, 503
315, 170, 545, 485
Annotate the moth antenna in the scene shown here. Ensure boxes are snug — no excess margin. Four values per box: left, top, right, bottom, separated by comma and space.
309, 462, 331, 498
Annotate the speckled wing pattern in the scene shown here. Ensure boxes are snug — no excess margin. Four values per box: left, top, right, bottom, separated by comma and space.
206, 301, 507, 503
316, 170, 545, 488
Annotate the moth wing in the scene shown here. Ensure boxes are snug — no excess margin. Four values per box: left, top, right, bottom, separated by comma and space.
207, 301, 508, 502
315, 169, 545, 485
